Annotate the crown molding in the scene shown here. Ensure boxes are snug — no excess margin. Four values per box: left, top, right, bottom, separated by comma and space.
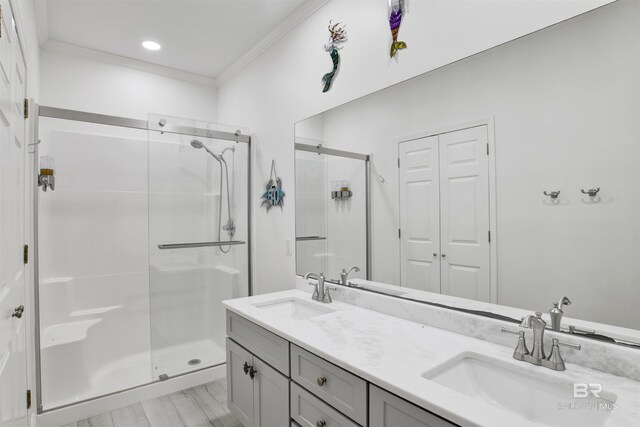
35, 0, 48, 45
42, 40, 218, 87
216, 0, 331, 88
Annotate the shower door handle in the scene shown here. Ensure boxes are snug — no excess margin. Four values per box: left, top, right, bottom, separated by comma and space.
157, 240, 246, 250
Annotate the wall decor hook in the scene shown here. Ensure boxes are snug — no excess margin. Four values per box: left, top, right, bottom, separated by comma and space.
543, 190, 560, 199
581, 187, 600, 197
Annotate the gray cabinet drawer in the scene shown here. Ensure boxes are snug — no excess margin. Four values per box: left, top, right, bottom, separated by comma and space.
291, 382, 361, 427
291, 345, 366, 425
227, 310, 289, 375
369, 385, 456, 427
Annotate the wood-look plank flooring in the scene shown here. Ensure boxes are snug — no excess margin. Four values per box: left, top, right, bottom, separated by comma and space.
62, 378, 242, 427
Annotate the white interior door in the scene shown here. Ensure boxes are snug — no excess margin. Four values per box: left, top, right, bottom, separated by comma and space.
399, 136, 441, 292
439, 126, 490, 301
0, 0, 29, 424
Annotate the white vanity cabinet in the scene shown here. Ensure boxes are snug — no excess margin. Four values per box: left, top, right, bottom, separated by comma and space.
226, 310, 457, 427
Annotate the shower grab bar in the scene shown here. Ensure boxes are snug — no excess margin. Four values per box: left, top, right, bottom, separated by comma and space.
296, 236, 327, 241
157, 240, 246, 250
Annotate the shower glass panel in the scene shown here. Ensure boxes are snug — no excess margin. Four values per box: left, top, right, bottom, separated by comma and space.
148, 114, 250, 378
37, 118, 151, 410
295, 150, 328, 275
36, 108, 251, 412
295, 147, 368, 281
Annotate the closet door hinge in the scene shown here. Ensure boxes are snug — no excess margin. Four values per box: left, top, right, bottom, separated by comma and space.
23, 245, 28, 264
24, 99, 29, 119
488, 230, 491, 243
26, 389, 31, 409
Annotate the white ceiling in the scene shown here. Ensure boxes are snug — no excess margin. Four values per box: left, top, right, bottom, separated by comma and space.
44, 0, 310, 79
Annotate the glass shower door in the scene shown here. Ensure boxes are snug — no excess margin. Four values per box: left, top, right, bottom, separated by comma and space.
147, 115, 250, 378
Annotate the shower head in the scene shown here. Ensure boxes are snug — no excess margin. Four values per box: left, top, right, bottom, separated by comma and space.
190, 139, 220, 161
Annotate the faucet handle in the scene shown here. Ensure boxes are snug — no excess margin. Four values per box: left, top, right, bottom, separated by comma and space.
307, 280, 320, 300
567, 325, 595, 335
546, 338, 581, 371
324, 286, 338, 303
554, 338, 581, 351
501, 328, 529, 360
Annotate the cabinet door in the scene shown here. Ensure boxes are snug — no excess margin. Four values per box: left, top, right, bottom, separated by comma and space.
227, 338, 254, 426
369, 385, 455, 427
252, 357, 289, 427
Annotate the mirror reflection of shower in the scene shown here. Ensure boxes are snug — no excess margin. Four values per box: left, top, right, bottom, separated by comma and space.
190, 139, 236, 252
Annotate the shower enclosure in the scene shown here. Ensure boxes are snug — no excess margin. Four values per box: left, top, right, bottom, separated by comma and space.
32, 106, 251, 412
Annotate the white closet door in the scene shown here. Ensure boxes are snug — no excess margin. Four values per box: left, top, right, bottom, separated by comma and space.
399, 136, 440, 292
0, 0, 29, 424
439, 126, 490, 301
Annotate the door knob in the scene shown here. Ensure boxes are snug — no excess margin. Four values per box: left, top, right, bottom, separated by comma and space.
12, 305, 24, 319
317, 376, 327, 386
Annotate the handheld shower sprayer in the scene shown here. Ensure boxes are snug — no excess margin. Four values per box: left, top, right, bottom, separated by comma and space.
190, 139, 236, 252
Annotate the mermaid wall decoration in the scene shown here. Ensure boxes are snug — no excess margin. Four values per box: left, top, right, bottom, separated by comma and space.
389, 0, 407, 58
322, 21, 347, 93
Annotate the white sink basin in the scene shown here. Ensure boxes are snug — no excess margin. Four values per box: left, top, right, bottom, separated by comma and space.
423, 352, 617, 427
252, 297, 335, 321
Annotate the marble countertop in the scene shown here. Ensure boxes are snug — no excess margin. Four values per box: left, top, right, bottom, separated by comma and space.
223, 289, 640, 427
346, 278, 640, 345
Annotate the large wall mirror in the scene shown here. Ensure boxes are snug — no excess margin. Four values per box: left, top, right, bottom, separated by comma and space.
294, 1, 639, 345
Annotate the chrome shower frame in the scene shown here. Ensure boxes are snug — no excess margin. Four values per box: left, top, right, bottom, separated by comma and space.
293, 142, 372, 280
31, 105, 253, 414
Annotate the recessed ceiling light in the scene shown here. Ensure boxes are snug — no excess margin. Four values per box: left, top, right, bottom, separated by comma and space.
141, 40, 161, 51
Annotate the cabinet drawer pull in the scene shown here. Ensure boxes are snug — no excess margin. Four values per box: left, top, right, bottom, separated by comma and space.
243, 361, 250, 375
317, 376, 326, 386
248, 366, 257, 379
316, 420, 326, 427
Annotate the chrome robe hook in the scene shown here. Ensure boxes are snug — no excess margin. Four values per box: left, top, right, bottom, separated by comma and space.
581, 187, 600, 197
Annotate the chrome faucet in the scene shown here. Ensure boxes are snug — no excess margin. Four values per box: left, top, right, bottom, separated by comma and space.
340, 266, 360, 286
549, 296, 571, 331
305, 272, 336, 303
520, 312, 547, 361
501, 311, 581, 371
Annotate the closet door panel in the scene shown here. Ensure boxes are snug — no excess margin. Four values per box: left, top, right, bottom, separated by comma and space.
399, 136, 441, 293
439, 126, 490, 302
